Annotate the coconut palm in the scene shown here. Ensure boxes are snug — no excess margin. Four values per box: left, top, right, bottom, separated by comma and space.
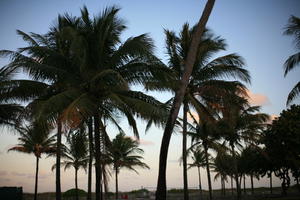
212, 152, 232, 196
187, 112, 224, 200
155, 1, 216, 199
216, 94, 269, 200
107, 132, 149, 200
283, 15, 300, 105
162, 20, 250, 199
187, 146, 206, 198
8, 122, 55, 200
0, 66, 24, 128
52, 129, 88, 200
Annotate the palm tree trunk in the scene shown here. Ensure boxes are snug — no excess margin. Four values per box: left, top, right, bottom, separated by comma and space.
56, 120, 62, 200
243, 175, 246, 194
231, 144, 241, 200
204, 145, 213, 200
94, 114, 103, 200
182, 101, 189, 200
197, 166, 203, 198
34, 156, 39, 200
250, 174, 254, 195
269, 172, 273, 194
115, 168, 118, 200
155, 1, 216, 199
75, 168, 79, 200
231, 176, 234, 196
87, 118, 94, 200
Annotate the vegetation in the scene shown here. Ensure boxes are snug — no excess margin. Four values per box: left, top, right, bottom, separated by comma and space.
0, 2, 299, 200
284, 16, 300, 105
107, 132, 149, 200
8, 122, 56, 200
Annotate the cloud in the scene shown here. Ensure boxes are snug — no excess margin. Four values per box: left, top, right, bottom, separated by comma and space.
129, 137, 154, 146
0, 170, 8, 176
246, 90, 270, 106
11, 172, 28, 177
266, 114, 279, 124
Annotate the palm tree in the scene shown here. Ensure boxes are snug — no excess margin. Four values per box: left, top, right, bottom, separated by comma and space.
107, 132, 149, 200
187, 111, 225, 200
2, 6, 168, 200
8, 122, 56, 200
160, 11, 250, 200
52, 129, 88, 200
212, 152, 232, 196
0, 66, 23, 128
187, 146, 206, 198
156, 1, 216, 199
162, 23, 249, 200
216, 94, 269, 200
283, 15, 300, 105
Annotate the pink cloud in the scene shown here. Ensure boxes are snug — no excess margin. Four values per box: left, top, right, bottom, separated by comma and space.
0, 170, 8, 176
246, 90, 270, 106
129, 136, 154, 146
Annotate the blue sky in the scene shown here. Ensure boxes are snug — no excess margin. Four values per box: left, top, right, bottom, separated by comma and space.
0, 0, 299, 193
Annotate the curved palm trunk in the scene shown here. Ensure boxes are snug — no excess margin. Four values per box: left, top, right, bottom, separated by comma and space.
75, 168, 79, 200
87, 118, 94, 200
115, 168, 119, 200
182, 101, 189, 200
197, 166, 203, 198
34, 156, 39, 200
231, 144, 241, 200
155, 1, 216, 199
204, 145, 213, 200
56, 120, 62, 200
94, 114, 103, 200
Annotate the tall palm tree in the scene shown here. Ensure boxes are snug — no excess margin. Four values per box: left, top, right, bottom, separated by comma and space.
187, 146, 206, 198
163, 23, 250, 200
52, 129, 88, 200
107, 132, 149, 200
155, 1, 216, 199
283, 15, 300, 105
8, 122, 56, 200
160, 11, 250, 200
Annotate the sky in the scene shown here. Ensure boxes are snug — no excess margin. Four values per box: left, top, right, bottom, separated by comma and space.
0, 0, 300, 193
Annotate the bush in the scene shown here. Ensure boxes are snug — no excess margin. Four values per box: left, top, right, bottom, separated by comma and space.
63, 188, 87, 198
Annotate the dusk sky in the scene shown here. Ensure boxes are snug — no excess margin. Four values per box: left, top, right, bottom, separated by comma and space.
0, 0, 300, 193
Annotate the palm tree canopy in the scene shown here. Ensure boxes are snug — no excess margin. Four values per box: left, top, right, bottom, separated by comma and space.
0, 67, 24, 127
283, 15, 300, 105
52, 129, 89, 171
187, 146, 207, 169
107, 132, 149, 173
8, 121, 56, 158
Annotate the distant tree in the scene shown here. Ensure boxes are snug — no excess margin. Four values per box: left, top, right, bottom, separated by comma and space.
283, 15, 300, 105
262, 105, 300, 195
8, 122, 55, 200
52, 129, 89, 200
107, 133, 149, 200
187, 146, 206, 198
